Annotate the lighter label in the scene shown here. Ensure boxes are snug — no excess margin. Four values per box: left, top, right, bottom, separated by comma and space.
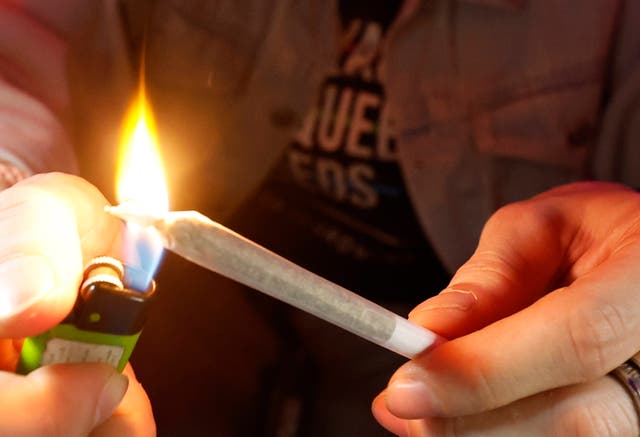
42, 338, 124, 367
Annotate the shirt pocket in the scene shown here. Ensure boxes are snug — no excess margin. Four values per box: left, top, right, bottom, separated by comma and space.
471, 79, 604, 173
146, 0, 275, 98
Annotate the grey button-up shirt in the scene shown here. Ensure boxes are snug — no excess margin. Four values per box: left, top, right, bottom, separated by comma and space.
3, 0, 639, 272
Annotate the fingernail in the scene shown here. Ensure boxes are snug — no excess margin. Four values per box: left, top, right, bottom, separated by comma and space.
387, 366, 438, 417
0, 255, 56, 318
412, 289, 477, 313
95, 373, 128, 426
386, 379, 433, 417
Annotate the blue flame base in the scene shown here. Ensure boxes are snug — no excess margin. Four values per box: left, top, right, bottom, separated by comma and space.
121, 223, 164, 291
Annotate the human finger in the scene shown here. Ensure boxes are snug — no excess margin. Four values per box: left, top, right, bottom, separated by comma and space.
385, 183, 640, 417
0, 338, 20, 371
409, 182, 640, 339
385, 243, 640, 419
377, 376, 638, 437
0, 172, 121, 337
0, 363, 128, 437
91, 364, 156, 437
372, 390, 414, 436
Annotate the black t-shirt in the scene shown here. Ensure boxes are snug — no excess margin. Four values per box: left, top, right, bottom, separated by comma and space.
230, 0, 449, 304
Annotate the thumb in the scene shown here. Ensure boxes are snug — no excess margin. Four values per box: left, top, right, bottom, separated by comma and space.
0, 173, 120, 337
0, 363, 128, 437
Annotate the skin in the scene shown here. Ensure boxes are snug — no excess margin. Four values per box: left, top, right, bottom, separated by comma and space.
3, 173, 637, 436
373, 181, 640, 436
0, 173, 155, 437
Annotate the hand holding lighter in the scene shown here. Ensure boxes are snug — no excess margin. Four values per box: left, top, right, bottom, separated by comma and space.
17, 257, 156, 374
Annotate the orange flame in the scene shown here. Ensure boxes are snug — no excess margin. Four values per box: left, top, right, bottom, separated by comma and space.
116, 84, 168, 213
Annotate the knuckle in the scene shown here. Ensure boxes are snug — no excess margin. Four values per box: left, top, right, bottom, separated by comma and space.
446, 417, 464, 437
486, 200, 556, 236
454, 248, 521, 291
429, 357, 503, 417
565, 297, 627, 380
487, 201, 530, 225
463, 357, 504, 413
555, 396, 637, 437
460, 247, 517, 274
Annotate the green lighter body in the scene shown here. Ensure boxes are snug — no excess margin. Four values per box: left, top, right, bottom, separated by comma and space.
17, 257, 155, 375
18, 325, 141, 373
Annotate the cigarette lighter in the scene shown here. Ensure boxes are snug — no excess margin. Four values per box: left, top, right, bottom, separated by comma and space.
17, 256, 156, 374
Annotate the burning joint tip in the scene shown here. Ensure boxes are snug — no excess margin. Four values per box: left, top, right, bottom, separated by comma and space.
104, 203, 160, 228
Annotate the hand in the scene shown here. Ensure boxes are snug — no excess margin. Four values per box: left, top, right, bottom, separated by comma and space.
0, 173, 155, 437
373, 182, 640, 436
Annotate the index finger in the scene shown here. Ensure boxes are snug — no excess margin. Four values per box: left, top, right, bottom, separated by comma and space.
0, 172, 121, 337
